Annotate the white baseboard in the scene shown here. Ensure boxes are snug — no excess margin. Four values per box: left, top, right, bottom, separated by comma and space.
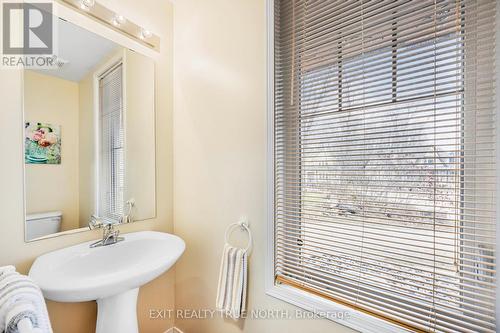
164, 327, 184, 333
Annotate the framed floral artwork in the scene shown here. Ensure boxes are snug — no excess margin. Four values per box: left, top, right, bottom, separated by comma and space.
25, 122, 61, 164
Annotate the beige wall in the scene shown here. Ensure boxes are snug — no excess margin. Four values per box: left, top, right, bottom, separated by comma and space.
124, 48, 157, 221
0, 1, 174, 333
77, 71, 95, 228
172, 1, 355, 333
24, 71, 80, 232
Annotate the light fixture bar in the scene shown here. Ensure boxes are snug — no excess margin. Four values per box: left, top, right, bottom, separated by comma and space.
59, 0, 160, 51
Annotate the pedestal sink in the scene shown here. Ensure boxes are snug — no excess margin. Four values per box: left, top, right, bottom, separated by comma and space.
29, 231, 185, 333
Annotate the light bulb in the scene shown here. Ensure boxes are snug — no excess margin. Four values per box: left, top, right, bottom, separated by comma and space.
140, 28, 152, 40
111, 14, 126, 27
79, 0, 95, 11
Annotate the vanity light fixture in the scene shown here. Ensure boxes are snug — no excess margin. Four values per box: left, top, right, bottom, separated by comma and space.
61, 0, 160, 51
79, 0, 95, 11
139, 29, 152, 40
111, 14, 126, 27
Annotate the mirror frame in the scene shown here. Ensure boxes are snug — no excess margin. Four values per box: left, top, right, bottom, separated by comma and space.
22, 1, 159, 242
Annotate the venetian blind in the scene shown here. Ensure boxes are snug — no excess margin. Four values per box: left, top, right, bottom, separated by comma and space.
98, 63, 125, 222
273, 0, 497, 332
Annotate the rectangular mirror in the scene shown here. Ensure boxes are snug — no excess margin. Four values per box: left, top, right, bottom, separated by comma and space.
24, 15, 156, 241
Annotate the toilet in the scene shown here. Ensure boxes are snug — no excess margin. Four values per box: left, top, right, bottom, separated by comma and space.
26, 211, 62, 241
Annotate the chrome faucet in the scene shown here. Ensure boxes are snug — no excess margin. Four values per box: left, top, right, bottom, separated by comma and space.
89, 216, 124, 248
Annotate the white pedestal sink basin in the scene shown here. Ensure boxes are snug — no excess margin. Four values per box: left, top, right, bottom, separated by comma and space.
29, 231, 185, 333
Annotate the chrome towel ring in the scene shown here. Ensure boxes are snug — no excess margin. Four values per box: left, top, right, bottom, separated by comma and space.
224, 217, 252, 254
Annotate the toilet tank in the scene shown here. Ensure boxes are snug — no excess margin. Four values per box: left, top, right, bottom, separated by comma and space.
26, 211, 62, 241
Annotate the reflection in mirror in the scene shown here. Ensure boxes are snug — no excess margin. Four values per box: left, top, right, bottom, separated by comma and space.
24, 17, 156, 241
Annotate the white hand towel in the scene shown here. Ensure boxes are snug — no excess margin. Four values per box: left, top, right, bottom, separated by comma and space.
0, 266, 52, 333
216, 245, 248, 319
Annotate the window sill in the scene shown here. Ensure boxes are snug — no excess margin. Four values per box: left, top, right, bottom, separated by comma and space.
266, 283, 412, 333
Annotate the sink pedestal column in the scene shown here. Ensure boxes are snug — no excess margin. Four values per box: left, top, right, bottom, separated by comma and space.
96, 288, 139, 333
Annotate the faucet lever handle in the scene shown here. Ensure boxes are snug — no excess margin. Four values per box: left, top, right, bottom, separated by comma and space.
89, 215, 103, 230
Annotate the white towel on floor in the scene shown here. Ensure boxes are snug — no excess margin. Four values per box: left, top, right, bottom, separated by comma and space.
216, 244, 248, 319
0, 266, 52, 333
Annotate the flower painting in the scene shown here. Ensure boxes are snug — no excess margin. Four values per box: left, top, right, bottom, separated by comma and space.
25, 122, 61, 164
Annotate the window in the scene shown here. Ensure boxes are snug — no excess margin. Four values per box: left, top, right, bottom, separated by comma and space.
98, 63, 125, 223
271, 1, 497, 332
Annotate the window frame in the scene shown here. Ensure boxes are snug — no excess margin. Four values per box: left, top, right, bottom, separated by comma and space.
93, 52, 127, 224
264, 1, 500, 332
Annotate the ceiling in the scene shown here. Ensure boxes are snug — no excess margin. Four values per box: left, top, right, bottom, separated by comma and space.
33, 18, 119, 82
